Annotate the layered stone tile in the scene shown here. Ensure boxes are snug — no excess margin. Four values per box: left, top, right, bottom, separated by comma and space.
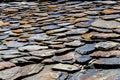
0, 1, 120, 80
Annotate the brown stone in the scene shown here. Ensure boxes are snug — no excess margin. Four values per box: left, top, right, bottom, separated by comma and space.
81, 32, 93, 40
72, 13, 87, 18
0, 64, 44, 80
92, 32, 120, 39
12, 29, 23, 33
91, 50, 120, 57
101, 9, 119, 14
0, 62, 16, 70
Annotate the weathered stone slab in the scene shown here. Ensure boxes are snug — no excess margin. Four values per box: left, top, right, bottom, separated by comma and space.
95, 41, 120, 50
52, 63, 79, 71
18, 45, 48, 52
91, 50, 120, 58
0, 64, 44, 80
91, 19, 120, 29
75, 44, 95, 55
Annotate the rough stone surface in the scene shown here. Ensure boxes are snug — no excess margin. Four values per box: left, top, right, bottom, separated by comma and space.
0, 1, 120, 80
95, 41, 120, 50
52, 63, 79, 71
91, 19, 120, 29
18, 45, 48, 52
75, 44, 95, 55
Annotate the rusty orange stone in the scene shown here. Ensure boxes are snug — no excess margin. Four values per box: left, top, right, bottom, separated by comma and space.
69, 17, 76, 23
47, 5, 58, 8
17, 39, 28, 42
2, 41, 12, 45
29, 19, 37, 23
12, 29, 23, 33
60, 17, 69, 21
19, 35, 31, 38
11, 33, 22, 37
46, 30, 54, 35
75, 23, 81, 27
73, 13, 87, 18
81, 32, 93, 40
19, 20, 29, 24
102, 9, 118, 14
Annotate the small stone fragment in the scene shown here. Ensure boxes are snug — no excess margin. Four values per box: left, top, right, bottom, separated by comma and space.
53, 63, 79, 71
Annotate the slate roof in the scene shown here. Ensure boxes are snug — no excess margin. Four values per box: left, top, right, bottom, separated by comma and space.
0, 1, 120, 80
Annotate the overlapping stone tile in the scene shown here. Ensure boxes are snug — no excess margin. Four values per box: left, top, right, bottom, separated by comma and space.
0, 64, 44, 80
0, 62, 16, 70
94, 58, 120, 68
91, 19, 120, 29
52, 52, 75, 64
75, 44, 95, 55
52, 63, 80, 71
95, 41, 120, 50
64, 40, 84, 47
29, 49, 56, 58
91, 50, 120, 58
18, 45, 48, 52
0, 1, 120, 80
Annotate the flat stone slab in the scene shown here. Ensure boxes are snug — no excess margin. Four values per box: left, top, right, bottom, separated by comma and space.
29, 49, 56, 58
92, 32, 120, 39
0, 64, 44, 80
52, 63, 79, 71
94, 58, 120, 68
18, 45, 48, 52
75, 44, 95, 55
91, 50, 120, 58
64, 40, 84, 47
0, 62, 16, 70
95, 41, 120, 50
91, 19, 120, 29
0, 45, 8, 50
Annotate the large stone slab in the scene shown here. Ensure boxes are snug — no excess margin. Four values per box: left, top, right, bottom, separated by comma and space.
18, 45, 48, 52
91, 19, 120, 29
29, 49, 56, 58
95, 41, 120, 50
0, 64, 44, 80
91, 50, 120, 58
75, 44, 95, 55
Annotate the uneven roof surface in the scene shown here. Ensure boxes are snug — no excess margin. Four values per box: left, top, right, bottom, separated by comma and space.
0, 1, 120, 80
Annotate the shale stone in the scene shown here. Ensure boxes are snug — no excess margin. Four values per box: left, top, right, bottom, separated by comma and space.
52, 63, 79, 71
18, 45, 48, 52
75, 44, 95, 55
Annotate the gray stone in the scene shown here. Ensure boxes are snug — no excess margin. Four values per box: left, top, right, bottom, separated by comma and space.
95, 41, 120, 50
41, 25, 59, 30
18, 45, 48, 52
30, 33, 56, 41
101, 14, 120, 20
91, 19, 120, 29
94, 1, 117, 5
76, 55, 92, 64
0, 45, 8, 50
6, 41, 27, 48
75, 44, 95, 55
64, 40, 84, 47
29, 49, 56, 58
52, 63, 79, 71
66, 28, 89, 35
